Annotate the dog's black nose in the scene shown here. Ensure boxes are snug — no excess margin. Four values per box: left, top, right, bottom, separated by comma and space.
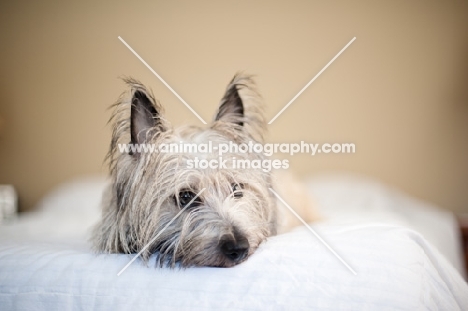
220, 236, 249, 262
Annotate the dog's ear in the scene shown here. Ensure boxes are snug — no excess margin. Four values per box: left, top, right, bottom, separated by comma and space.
213, 74, 266, 142
131, 90, 158, 144
127, 81, 166, 146
214, 77, 245, 127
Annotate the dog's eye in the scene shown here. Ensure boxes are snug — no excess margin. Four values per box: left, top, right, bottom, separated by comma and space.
231, 183, 244, 199
177, 190, 202, 209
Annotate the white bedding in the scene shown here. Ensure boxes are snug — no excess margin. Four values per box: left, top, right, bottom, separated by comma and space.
0, 175, 467, 310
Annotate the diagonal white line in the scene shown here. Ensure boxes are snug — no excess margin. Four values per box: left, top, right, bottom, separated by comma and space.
117, 188, 206, 276
269, 188, 357, 275
118, 36, 207, 125
268, 37, 356, 124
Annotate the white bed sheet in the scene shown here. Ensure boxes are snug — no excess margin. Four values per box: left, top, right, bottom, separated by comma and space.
306, 174, 466, 277
0, 175, 467, 310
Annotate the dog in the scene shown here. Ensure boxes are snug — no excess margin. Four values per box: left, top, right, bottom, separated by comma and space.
92, 74, 316, 267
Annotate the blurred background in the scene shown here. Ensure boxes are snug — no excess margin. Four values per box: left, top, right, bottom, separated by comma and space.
0, 0, 467, 213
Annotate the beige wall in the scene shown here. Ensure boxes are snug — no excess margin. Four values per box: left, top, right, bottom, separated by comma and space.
0, 0, 467, 212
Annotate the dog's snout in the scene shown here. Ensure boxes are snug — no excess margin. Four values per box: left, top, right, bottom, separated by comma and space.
220, 236, 249, 262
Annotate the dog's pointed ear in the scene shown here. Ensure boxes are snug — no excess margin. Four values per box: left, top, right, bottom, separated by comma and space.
214, 77, 245, 127
128, 81, 166, 145
213, 74, 266, 142
131, 90, 157, 144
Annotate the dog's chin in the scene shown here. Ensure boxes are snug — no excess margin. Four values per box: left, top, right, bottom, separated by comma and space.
191, 247, 257, 268
212, 255, 250, 268
176, 250, 251, 268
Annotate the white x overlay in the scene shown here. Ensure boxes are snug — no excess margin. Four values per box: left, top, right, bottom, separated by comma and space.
117, 35, 357, 275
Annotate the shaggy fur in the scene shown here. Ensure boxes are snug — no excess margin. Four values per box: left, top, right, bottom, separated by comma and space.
92, 73, 311, 268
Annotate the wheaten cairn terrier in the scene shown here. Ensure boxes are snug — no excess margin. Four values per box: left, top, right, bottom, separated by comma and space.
92, 74, 316, 267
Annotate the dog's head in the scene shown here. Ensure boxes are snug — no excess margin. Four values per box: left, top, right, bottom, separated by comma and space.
94, 74, 277, 267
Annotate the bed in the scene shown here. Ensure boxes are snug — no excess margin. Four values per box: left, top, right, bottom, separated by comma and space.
0, 174, 467, 310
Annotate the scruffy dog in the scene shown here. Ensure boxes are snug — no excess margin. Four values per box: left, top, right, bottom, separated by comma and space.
92, 74, 315, 267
